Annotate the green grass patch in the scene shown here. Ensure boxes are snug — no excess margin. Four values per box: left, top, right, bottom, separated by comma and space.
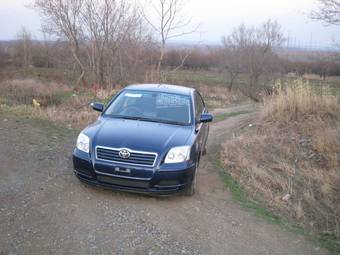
52, 91, 75, 103
209, 135, 340, 253
25, 116, 79, 138
166, 70, 226, 86
214, 111, 251, 122
0, 106, 79, 138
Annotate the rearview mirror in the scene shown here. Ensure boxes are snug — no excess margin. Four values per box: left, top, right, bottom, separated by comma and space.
90, 102, 104, 112
200, 113, 213, 123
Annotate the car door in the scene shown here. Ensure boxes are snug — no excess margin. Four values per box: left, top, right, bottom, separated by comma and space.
194, 91, 208, 158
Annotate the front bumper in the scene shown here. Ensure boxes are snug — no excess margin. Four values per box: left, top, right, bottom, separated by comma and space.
72, 150, 196, 195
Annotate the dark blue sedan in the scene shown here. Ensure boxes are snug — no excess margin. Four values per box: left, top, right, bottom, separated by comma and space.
73, 84, 213, 196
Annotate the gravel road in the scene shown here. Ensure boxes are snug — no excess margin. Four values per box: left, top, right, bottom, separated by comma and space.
0, 106, 328, 255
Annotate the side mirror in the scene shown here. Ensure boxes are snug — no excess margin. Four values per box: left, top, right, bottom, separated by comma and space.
200, 113, 213, 123
90, 102, 104, 112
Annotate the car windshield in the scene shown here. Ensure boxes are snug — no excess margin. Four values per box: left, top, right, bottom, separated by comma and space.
104, 90, 192, 125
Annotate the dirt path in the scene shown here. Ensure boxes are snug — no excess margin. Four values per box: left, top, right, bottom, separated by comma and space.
0, 105, 328, 255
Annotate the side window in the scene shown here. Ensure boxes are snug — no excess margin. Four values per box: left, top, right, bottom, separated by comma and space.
195, 92, 205, 118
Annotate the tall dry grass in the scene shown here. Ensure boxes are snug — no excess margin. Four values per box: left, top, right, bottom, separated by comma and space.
223, 80, 340, 238
262, 80, 339, 123
197, 84, 246, 108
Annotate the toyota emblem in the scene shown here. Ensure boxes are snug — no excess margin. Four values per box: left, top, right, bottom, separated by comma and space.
119, 149, 131, 159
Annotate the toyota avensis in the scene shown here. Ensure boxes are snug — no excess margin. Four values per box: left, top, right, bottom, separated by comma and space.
73, 84, 213, 196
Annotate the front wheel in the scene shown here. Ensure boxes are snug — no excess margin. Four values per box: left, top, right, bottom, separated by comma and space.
183, 166, 197, 196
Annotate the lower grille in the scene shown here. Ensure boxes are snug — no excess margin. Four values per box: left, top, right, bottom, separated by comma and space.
96, 147, 157, 167
97, 175, 150, 189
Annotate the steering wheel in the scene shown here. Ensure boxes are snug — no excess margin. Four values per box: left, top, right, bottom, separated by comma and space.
123, 106, 143, 116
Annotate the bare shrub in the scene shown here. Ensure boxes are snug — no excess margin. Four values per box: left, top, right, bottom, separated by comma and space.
222, 80, 340, 237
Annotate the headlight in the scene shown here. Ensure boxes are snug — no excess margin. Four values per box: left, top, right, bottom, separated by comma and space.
164, 146, 191, 164
76, 133, 90, 153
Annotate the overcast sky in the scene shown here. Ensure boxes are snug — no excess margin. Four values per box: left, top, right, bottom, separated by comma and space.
0, 0, 339, 48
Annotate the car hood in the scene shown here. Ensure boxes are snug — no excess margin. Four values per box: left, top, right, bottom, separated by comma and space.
87, 117, 193, 154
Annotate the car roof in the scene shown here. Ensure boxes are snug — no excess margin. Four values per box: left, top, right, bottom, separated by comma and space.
125, 84, 194, 96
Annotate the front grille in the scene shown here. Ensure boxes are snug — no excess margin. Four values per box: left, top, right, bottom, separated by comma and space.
96, 147, 157, 167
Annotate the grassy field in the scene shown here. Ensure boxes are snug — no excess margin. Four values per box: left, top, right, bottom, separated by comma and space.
2, 66, 339, 94
166, 69, 227, 86
167, 69, 340, 95
1, 66, 339, 129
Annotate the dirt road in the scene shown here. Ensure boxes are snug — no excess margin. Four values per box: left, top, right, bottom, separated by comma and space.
0, 105, 328, 255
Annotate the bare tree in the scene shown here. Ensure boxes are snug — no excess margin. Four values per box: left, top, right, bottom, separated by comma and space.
221, 38, 243, 92
141, 0, 197, 81
259, 20, 285, 53
40, 29, 52, 68
311, 0, 340, 26
0, 42, 9, 77
311, 0, 340, 47
222, 20, 284, 101
81, 0, 146, 87
112, 22, 156, 84
34, 0, 88, 87
34, 0, 153, 87
81, 0, 129, 86
16, 26, 33, 71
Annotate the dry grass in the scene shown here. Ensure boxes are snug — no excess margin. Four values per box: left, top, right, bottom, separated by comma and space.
1, 94, 99, 130
262, 80, 339, 123
33, 95, 99, 129
0, 79, 115, 129
197, 84, 246, 108
0, 79, 72, 106
222, 80, 340, 238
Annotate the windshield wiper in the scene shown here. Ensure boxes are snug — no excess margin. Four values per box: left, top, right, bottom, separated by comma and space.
154, 119, 186, 126
118, 116, 143, 121
113, 115, 159, 123
109, 115, 186, 125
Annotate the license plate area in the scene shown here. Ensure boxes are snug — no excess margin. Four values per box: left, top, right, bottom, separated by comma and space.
94, 162, 154, 179
114, 167, 132, 174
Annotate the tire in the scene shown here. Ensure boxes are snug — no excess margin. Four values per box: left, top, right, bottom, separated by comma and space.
183, 165, 197, 196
